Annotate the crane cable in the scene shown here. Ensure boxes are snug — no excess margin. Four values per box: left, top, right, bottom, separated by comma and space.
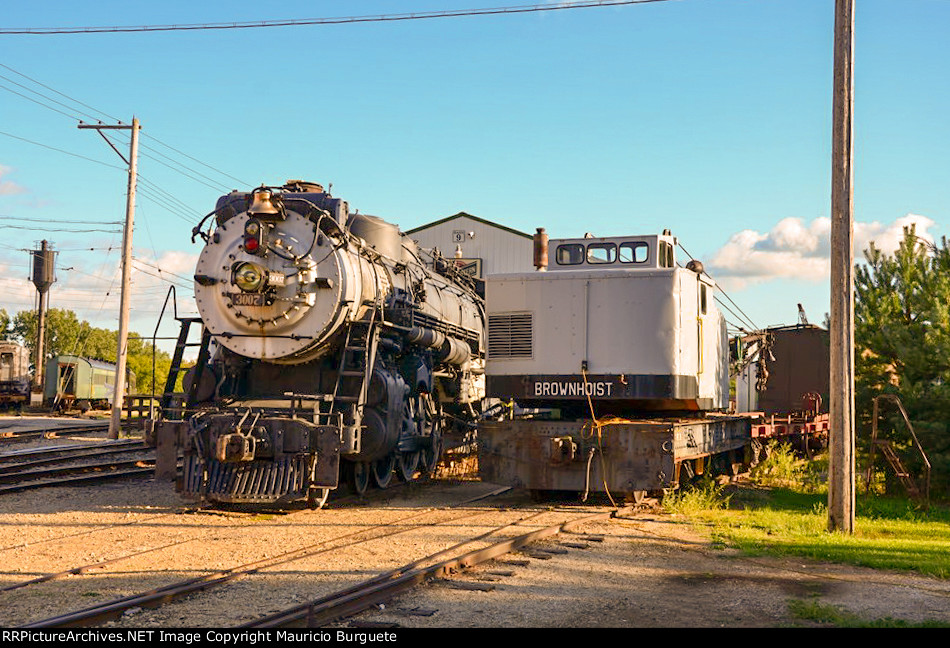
580, 367, 623, 507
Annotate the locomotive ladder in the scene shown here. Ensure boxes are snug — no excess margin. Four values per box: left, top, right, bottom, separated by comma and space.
160, 317, 211, 420
329, 308, 381, 418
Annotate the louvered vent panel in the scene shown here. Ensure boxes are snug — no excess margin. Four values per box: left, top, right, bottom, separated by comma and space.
488, 312, 533, 359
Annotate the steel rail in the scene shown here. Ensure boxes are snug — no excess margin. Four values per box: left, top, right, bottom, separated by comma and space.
0, 443, 149, 475
0, 462, 154, 494
21, 487, 512, 628
0, 422, 110, 440
1, 537, 200, 593
245, 506, 631, 628
0, 438, 144, 462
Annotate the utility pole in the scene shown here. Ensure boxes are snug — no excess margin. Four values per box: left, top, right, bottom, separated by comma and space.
829, 0, 855, 533
79, 118, 140, 439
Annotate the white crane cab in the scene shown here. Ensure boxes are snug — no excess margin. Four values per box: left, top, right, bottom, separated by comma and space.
485, 232, 728, 413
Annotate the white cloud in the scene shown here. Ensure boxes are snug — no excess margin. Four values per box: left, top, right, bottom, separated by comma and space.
706, 213, 936, 290
0, 165, 27, 196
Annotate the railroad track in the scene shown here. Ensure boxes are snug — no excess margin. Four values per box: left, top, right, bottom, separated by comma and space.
0, 440, 153, 493
17, 487, 623, 628
0, 422, 110, 442
244, 507, 626, 628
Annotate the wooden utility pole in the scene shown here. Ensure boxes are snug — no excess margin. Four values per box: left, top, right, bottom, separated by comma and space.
829, 0, 855, 533
78, 118, 140, 439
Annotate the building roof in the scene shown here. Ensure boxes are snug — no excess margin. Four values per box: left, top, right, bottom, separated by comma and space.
405, 212, 533, 240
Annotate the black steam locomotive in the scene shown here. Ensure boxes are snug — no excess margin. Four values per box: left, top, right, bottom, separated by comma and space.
152, 181, 485, 507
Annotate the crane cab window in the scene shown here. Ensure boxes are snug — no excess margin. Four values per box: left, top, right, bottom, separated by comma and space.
586, 243, 616, 264
659, 241, 674, 268
555, 244, 584, 265
619, 242, 648, 264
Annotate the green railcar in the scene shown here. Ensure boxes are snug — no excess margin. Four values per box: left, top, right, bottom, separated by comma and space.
44, 355, 134, 412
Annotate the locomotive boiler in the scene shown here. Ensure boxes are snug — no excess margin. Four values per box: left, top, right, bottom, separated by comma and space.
153, 181, 486, 507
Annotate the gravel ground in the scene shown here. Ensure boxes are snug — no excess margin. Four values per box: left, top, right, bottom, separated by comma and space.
1, 419, 949, 628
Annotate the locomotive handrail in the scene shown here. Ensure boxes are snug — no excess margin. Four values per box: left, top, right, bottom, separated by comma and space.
150, 285, 178, 420
211, 332, 314, 340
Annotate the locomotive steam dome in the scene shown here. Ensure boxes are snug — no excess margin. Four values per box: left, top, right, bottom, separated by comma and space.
194, 186, 368, 364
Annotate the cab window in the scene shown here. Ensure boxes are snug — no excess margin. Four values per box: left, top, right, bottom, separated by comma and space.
619, 242, 648, 264
586, 243, 616, 264
555, 244, 584, 265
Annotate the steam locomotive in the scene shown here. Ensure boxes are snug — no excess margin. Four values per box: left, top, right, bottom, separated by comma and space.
153, 181, 485, 507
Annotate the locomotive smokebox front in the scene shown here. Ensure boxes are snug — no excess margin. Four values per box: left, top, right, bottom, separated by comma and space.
193, 191, 373, 364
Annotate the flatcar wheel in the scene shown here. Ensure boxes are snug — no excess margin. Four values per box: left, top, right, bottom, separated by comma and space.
307, 487, 330, 510
348, 461, 370, 496
624, 491, 647, 505
397, 450, 421, 482
372, 455, 396, 489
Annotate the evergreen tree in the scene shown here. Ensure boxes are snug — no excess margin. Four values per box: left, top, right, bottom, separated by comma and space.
855, 226, 950, 494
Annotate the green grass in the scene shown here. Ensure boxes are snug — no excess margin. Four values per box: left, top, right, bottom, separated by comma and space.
665, 445, 950, 625
703, 489, 950, 578
673, 444, 950, 578
788, 597, 948, 628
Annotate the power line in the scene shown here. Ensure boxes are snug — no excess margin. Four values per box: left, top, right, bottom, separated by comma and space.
0, 1, 682, 35
1, 63, 247, 199
0, 130, 123, 170
143, 134, 250, 188
0, 81, 83, 120
5, 216, 122, 226
0, 72, 101, 122
0, 224, 122, 234
0, 62, 121, 122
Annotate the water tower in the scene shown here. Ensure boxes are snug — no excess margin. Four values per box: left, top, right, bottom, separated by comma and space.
30, 240, 56, 392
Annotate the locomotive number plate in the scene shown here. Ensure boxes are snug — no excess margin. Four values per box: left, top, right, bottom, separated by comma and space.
230, 292, 265, 307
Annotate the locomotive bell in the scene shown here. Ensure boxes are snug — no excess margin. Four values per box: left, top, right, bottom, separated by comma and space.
247, 187, 282, 219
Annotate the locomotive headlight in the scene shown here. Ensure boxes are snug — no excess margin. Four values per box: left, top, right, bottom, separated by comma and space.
233, 261, 266, 292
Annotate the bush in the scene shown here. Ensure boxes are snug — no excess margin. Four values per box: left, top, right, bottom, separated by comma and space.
665, 475, 731, 516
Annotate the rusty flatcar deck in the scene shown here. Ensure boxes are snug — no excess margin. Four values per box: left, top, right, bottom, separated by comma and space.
478, 415, 750, 495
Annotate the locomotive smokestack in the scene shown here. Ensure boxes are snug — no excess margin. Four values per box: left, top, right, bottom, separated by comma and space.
533, 227, 548, 271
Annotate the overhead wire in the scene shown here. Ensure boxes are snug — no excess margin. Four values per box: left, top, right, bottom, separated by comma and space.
676, 240, 760, 332
2, 62, 245, 218
0, 1, 685, 35
0, 72, 101, 122
0, 129, 123, 170
0, 62, 122, 122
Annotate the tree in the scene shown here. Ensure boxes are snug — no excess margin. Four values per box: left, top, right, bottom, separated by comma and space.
0, 309, 10, 340
9, 308, 173, 396
855, 226, 950, 494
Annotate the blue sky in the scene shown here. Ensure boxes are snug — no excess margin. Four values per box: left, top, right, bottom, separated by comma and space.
1, 0, 948, 353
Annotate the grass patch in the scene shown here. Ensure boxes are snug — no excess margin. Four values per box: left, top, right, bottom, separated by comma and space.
788, 597, 948, 627
663, 476, 731, 517
666, 447, 950, 579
